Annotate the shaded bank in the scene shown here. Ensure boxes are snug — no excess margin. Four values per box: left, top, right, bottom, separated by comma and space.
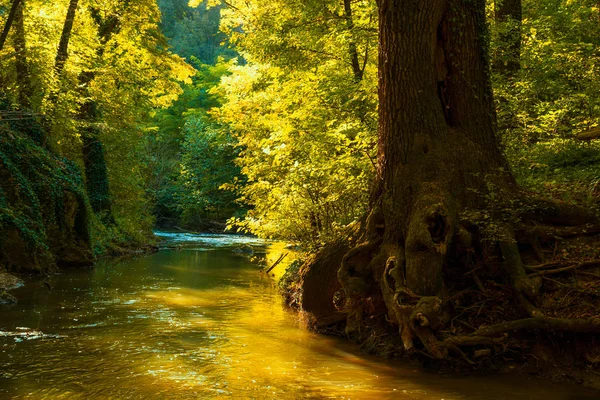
0, 118, 93, 278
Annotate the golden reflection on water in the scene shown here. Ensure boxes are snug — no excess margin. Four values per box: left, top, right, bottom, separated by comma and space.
1, 235, 599, 399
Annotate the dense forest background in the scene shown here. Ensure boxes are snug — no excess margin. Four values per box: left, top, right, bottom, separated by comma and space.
0, 0, 598, 263
153, 0, 600, 249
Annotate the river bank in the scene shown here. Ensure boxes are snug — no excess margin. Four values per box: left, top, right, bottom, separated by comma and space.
280, 238, 600, 391
0, 238, 159, 305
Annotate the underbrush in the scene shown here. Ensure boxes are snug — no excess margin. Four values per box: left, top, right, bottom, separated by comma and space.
90, 214, 156, 257
0, 106, 156, 273
278, 259, 303, 309
509, 139, 600, 212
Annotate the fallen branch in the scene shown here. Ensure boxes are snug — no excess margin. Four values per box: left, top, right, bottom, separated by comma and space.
473, 316, 600, 337
520, 223, 600, 241
527, 260, 600, 278
266, 252, 288, 274
527, 264, 580, 278
433, 317, 600, 357
526, 261, 567, 270
443, 335, 506, 347
576, 127, 600, 142
576, 271, 600, 279
173, 226, 201, 235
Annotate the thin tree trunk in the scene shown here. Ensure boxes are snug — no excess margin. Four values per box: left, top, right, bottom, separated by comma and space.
493, 0, 522, 75
342, 0, 363, 81
54, 0, 79, 76
13, 0, 32, 108
44, 0, 79, 147
0, 0, 22, 52
77, 9, 123, 218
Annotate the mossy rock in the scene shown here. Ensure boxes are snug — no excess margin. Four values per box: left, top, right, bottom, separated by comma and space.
0, 290, 17, 304
0, 272, 23, 291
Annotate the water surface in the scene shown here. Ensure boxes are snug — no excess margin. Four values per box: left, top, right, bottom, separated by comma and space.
1, 232, 598, 399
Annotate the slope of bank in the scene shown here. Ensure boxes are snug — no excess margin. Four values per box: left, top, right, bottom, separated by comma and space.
0, 122, 93, 278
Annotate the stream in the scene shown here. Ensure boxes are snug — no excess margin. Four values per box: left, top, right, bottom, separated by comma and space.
1, 232, 599, 399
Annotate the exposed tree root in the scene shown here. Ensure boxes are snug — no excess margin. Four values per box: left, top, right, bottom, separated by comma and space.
291, 177, 600, 368
526, 260, 600, 273
498, 224, 543, 317
296, 216, 600, 367
521, 197, 600, 226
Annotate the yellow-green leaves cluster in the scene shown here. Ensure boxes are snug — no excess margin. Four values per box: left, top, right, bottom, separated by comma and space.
0, 0, 195, 245
213, 0, 378, 246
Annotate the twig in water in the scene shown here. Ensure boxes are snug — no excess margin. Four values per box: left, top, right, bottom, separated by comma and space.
266, 253, 288, 274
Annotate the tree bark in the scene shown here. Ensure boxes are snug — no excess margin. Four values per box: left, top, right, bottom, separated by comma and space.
0, 0, 22, 52
493, 0, 522, 75
54, 0, 80, 76
371, 0, 512, 292
302, 0, 538, 355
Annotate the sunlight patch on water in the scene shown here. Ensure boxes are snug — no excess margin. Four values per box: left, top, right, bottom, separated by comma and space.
144, 286, 260, 309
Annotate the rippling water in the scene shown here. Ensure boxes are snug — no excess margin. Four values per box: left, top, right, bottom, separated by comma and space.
0, 232, 598, 399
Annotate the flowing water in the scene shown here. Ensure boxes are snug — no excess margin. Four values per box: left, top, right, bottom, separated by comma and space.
1, 232, 599, 399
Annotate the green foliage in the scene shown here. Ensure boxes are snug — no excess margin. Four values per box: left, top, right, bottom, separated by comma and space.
489, 0, 600, 212
147, 1, 243, 229
179, 115, 242, 223
492, 0, 600, 145
0, 0, 194, 253
158, 0, 236, 63
214, 0, 378, 247
147, 58, 243, 228
278, 258, 303, 307
0, 112, 89, 268
2, 0, 598, 258
510, 139, 600, 209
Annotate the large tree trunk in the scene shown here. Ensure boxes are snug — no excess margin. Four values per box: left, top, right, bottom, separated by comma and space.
0, 0, 22, 52
371, 0, 511, 294
298, 0, 600, 360
342, 0, 517, 355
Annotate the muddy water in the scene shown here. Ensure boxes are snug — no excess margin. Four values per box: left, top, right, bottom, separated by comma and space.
0, 232, 598, 399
